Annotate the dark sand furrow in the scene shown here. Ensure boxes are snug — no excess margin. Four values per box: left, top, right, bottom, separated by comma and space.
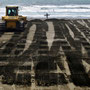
59, 21, 81, 50
49, 20, 71, 73
72, 21, 90, 57
20, 20, 46, 58
59, 20, 90, 86
0, 19, 90, 89
0, 21, 33, 85
12, 22, 32, 56
6, 22, 34, 65
82, 20, 90, 40
49, 20, 66, 56
68, 20, 90, 59
0, 31, 28, 83
68, 21, 82, 38
13, 20, 53, 86
1, 32, 23, 55
73, 20, 90, 38
48, 20, 69, 85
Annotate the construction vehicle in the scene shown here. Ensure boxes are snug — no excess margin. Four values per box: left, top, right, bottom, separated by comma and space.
0, 6, 27, 31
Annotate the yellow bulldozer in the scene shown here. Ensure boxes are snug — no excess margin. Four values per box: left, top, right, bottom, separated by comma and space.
0, 6, 27, 31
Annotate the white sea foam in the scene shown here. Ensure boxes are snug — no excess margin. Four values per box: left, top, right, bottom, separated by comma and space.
0, 5, 90, 19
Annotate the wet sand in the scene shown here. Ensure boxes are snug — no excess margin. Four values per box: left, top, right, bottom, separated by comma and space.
0, 19, 90, 90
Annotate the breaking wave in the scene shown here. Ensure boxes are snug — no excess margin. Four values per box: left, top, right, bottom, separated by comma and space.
0, 5, 90, 19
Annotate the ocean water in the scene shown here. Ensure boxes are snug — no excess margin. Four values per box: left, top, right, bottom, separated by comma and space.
0, 0, 90, 19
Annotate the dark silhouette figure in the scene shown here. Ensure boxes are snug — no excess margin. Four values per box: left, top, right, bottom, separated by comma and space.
44, 13, 50, 19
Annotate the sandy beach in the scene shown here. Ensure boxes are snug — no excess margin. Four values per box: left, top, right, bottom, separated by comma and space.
0, 19, 90, 90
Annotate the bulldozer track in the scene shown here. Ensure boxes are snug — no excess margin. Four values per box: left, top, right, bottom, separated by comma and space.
0, 19, 90, 89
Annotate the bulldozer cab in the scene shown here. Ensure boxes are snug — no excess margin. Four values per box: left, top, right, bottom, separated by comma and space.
6, 6, 18, 16
1, 6, 27, 31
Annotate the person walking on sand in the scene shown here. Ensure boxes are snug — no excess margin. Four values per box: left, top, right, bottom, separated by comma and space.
44, 13, 50, 19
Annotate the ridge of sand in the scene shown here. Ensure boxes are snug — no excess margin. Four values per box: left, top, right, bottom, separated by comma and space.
46, 21, 55, 50
23, 24, 36, 52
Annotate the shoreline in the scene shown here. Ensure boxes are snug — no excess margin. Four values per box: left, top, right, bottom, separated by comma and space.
26, 18, 90, 21
1, 17, 90, 21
